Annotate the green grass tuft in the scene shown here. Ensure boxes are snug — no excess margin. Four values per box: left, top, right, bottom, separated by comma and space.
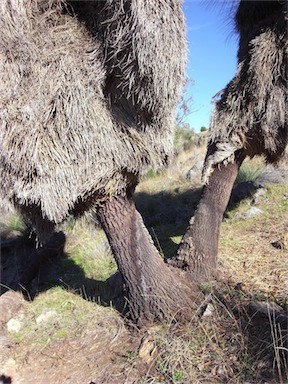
236, 158, 265, 183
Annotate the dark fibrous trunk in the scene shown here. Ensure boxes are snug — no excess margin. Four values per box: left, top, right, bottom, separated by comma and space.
95, 188, 202, 326
174, 150, 246, 282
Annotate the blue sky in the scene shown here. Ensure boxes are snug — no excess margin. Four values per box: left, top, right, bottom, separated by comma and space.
182, 0, 239, 132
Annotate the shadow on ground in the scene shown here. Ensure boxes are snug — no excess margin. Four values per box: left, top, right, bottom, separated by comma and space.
0, 232, 125, 314
1, 181, 262, 306
135, 186, 202, 258
134, 181, 261, 259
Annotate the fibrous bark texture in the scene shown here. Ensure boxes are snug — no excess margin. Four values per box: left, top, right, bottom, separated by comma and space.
176, 150, 245, 281
96, 189, 200, 325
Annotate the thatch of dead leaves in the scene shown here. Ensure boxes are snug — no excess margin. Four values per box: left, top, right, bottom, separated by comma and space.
203, 1, 287, 183
0, 0, 186, 239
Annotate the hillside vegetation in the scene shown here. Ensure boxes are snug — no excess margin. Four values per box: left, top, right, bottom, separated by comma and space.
0, 135, 287, 384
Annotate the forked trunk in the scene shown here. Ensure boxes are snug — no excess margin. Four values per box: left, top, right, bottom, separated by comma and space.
176, 149, 246, 282
96, 188, 201, 326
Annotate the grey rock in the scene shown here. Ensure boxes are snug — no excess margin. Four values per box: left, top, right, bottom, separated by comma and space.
186, 160, 204, 180
235, 207, 263, 220
202, 303, 215, 318
256, 165, 288, 185
251, 187, 267, 205
0, 291, 26, 325
7, 317, 23, 333
36, 310, 58, 325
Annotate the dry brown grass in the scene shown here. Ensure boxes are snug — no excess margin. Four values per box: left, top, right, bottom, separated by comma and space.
218, 183, 288, 301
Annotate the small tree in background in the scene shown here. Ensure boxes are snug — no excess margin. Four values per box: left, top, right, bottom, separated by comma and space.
175, 77, 197, 153
176, 77, 195, 126
174, 123, 195, 153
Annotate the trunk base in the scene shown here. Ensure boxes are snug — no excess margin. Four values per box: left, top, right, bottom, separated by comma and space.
95, 188, 203, 326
